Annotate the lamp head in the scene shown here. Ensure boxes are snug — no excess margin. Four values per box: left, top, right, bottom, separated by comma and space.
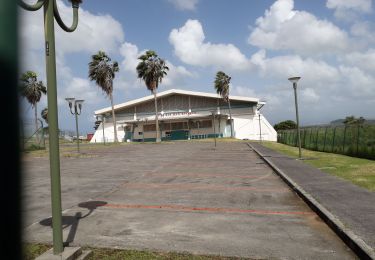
68, 0, 82, 8
65, 97, 75, 108
288, 77, 301, 84
75, 100, 84, 112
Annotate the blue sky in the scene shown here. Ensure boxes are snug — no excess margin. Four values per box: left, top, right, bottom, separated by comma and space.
20, 0, 375, 134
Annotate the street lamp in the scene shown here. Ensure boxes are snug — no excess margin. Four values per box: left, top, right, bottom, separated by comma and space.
288, 76, 302, 159
257, 102, 265, 142
66, 98, 84, 152
96, 114, 106, 145
212, 111, 217, 147
19, 0, 82, 255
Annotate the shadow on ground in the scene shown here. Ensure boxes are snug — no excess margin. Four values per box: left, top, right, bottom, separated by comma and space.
39, 201, 107, 246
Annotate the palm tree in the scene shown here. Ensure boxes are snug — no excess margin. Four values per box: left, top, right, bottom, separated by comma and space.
214, 71, 234, 138
41, 107, 48, 124
88, 51, 119, 142
19, 71, 47, 141
136, 50, 169, 142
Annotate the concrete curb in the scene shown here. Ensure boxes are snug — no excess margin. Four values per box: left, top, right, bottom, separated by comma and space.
248, 143, 375, 260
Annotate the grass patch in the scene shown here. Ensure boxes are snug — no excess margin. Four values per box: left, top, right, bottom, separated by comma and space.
88, 247, 251, 259
261, 142, 375, 191
23, 243, 52, 260
23, 138, 247, 158
24, 244, 254, 260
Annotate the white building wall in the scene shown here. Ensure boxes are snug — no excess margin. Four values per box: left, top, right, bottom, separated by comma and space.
232, 113, 277, 141
90, 122, 124, 143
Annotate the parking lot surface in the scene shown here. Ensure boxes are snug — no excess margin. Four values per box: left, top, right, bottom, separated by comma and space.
23, 142, 356, 259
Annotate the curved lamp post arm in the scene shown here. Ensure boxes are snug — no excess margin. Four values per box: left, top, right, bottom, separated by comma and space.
19, 0, 46, 11
53, 0, 79, 32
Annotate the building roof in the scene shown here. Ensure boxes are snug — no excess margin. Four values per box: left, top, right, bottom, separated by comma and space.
94, 89, 260, 115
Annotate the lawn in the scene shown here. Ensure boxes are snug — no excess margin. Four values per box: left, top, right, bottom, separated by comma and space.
24, 244, 253, 260
22, 138, 248, 158
261, 141, 375, 191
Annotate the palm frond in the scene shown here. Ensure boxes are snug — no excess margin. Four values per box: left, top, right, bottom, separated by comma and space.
88, 51, 119, 96
214, 71, 231, 102
136, 50, 169, 92
19, 71, 47, 106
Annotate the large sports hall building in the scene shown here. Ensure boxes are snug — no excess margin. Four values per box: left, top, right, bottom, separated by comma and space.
91, 89, 277, 142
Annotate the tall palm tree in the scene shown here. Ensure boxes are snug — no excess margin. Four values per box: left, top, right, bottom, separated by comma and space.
136, 50, 169, 142
41, 107, 48, 124
89, 51, 119, 142
214, 71, 234, 138
19, 71, 47, 141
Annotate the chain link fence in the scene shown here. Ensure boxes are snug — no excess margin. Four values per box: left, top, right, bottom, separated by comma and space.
278, 125, 375, 160
21, 119, 77, 151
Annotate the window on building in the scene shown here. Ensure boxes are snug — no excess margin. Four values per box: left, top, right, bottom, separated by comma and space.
201, 120, 212, 128
161, 123, 171, 131
144, 124, 156, 132
171, 122, 185, 130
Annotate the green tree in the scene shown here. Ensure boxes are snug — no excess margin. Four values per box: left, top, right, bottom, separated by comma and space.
19, 71, 47, 141
136, 50, 169, 142
274, 120, 297, 131
214, 71, 234, 138
41, 107, 48, 124
344, 116, 366, 125
89, 51, 119, 142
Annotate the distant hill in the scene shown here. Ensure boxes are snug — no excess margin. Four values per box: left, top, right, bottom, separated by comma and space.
330, 118, 375, 125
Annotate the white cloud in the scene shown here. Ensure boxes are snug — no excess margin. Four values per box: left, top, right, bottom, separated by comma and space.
119, 42, 145, 74
19, 0, 124, 56
350, 21, 375, 48
169, 19, 252, 71
250, 49, 340, 86
61, 78, 101, 105
301, 88, 319, 103
118, 41, 195, 90
248, 0, 349, 55
162, 61, 196, 87
327, 0, 372, 20
167, 0, 198, 11
327, 0, 372, 12
338, 65, 375, 98
342, 49, 375, 73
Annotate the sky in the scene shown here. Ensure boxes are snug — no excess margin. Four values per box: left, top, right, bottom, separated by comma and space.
20, 0, 375, 134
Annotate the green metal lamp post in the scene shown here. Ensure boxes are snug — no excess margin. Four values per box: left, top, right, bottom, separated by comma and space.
66, 98, 84, 153
288, 76, 302, 159
212, 111, 217, 147
19, 0, 82, 255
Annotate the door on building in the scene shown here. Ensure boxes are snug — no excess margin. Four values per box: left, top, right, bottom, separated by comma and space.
170, 130, 189, 140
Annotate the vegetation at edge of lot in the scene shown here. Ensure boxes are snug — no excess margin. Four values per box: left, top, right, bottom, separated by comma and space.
23, 244, 255, 260
261, 141, 375, 191
23, 243, 52, 260
273, 120, 296, 131
23, 138, 249, 157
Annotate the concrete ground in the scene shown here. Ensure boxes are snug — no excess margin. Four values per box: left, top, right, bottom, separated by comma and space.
23, 141, 357, 259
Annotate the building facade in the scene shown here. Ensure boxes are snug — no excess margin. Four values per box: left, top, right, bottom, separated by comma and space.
91, 89, 277, 143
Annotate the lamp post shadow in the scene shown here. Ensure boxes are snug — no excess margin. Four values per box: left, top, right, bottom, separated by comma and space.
39, 201, 107, 246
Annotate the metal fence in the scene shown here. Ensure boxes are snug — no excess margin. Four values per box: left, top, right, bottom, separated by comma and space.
21, 119, 77, 151
277, 125, 375, 160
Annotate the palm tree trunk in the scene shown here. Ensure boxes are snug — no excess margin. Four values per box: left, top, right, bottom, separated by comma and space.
34, 103, 39, 143
109, 92, 118, 142
153, 88, 160, 142
228, 99, 234, 138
